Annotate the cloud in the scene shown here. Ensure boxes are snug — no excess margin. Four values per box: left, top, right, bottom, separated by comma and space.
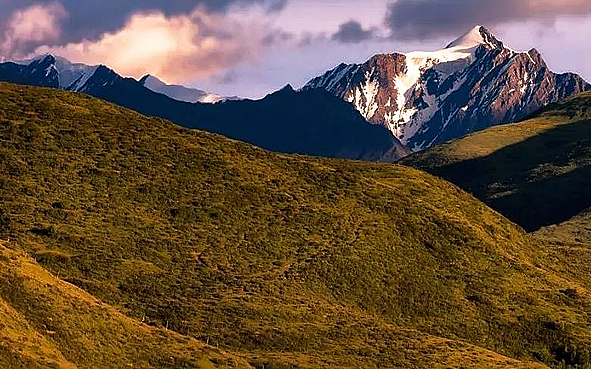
214, 70, 239, 84
265, 0, 289, 13
385, 0, 591, 40
1, 2, 66, 57
35, 7, 263, 83
0, 0, 286, 56
262, 30, 294, 46
332, 20, 376, 43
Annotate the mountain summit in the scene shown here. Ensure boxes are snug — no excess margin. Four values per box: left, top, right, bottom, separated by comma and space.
445, 25, 503, 49
306, 26, 590, 151
138, 74, 232, 103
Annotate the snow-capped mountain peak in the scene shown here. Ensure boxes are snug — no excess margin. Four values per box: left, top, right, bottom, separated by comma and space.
445, 25, 503, 50
14, 54, 102, 92
305, 26, 590, 152
52, 56, 100, 91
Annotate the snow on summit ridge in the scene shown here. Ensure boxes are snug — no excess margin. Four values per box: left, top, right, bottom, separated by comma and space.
445, 25, 503, 50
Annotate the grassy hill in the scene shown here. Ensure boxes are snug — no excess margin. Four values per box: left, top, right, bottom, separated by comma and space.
403, 91, 591, 232
0, 243, 252, 369
0, 82, 590, 367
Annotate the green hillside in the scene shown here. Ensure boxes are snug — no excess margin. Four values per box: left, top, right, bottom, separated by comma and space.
0, 243, 252, 369
403, 91, 591, 232
0, 82, 590, 368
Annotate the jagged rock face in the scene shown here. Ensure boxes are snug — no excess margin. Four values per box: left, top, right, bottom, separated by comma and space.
77, 66, 123, 94
306, 26, 591, 151
0, 55, 60, 88
0, 55, 113, 94
307, 55, 409, 130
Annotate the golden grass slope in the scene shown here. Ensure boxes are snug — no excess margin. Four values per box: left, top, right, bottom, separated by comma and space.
0, 243, 252, 369
1, 239, 545, 369
0, 82, 588, 367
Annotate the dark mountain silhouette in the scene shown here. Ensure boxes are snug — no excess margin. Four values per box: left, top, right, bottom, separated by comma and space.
0, 55, 405, 161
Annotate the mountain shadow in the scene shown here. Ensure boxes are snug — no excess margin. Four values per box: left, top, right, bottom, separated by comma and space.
414, 118, 591, 231
89, 78, 401, 160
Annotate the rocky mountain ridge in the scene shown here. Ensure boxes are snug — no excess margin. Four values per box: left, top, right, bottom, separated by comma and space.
306, 26, 591, 150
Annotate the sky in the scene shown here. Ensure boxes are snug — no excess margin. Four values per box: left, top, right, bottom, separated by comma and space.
1, 0, 590, 98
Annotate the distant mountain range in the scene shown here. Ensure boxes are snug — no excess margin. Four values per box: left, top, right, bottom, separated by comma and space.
91, 80, 406, 161
138, 74, 237, 103
0, 54, 404, 161
0, 26, 589, 160
306, 26, 590, 150
2, 54, 231, 103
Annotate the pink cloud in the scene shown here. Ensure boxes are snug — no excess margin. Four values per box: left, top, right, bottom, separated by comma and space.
2, 2, 67, 58
35, 7, 263, 83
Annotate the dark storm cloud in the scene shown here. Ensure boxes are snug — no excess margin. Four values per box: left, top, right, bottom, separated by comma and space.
0, 0, 287, 49
332, 20, 376, 43
385, 0, 591, 40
